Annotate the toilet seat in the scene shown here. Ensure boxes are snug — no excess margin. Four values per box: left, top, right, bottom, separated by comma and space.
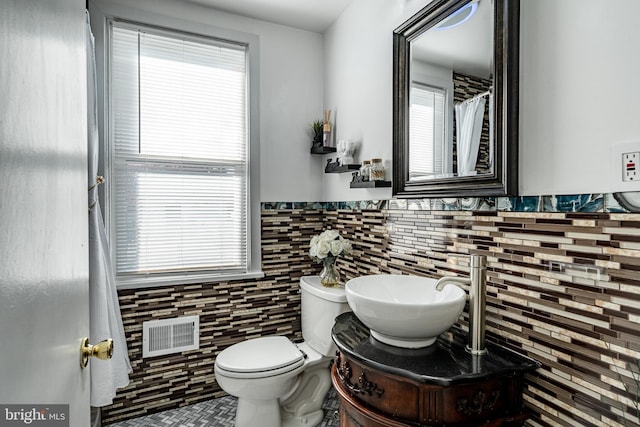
215, 336, 305, 379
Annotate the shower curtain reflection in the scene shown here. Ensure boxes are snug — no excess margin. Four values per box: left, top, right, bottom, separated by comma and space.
455, 96, 486, 177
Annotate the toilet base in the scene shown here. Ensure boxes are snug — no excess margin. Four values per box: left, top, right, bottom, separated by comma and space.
282, 409, 324, 427
236, 397, 281, 427
279, 359, 332, 427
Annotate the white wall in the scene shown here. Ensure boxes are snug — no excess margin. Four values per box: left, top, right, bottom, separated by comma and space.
91, 0, 325, 202
90, 0, 640, 202
323, 0, 429, 201
519, 0, 640, 196
324, 0, 640, 199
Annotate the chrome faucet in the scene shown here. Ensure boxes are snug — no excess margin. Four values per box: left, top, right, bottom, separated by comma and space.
434, 275, 470, 291
434, 255, 487, 356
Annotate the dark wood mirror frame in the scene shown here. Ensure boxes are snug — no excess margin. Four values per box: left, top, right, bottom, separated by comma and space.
392, 0, 520, 198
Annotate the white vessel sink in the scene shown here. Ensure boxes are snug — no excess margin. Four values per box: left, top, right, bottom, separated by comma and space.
345, 274, 466, 348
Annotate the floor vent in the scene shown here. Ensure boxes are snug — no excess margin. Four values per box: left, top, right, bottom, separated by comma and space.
143, 315, 199, 358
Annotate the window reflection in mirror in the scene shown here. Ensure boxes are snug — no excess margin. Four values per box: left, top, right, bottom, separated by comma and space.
409, 83, 447, 179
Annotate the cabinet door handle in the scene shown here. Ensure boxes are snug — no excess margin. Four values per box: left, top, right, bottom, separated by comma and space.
335, 351, 384, 398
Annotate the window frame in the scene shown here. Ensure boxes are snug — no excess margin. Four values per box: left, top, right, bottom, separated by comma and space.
92, 6, 263, 289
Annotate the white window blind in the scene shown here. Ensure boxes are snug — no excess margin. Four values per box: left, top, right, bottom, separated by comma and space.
109, 22, 249, 280
409, 83, 446, 178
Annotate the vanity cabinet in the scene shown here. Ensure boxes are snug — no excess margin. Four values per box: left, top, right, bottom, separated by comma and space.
331, 313, 539, 427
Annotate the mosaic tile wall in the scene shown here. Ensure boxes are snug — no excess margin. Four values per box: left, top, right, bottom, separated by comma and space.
325, 202, 640, 427
103, 192, 640, 426
101, 209, 324, 424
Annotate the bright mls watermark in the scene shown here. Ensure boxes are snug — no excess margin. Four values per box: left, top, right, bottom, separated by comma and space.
0, 405, 69, 426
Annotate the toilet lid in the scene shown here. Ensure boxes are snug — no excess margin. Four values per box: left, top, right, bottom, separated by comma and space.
215, 336, 304, 374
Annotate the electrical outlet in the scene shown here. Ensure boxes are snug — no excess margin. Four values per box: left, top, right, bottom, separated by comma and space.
623, 152, 640, 181
612, 141, 640, 191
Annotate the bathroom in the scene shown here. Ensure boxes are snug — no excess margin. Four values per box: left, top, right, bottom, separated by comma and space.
1, 0, 640, 426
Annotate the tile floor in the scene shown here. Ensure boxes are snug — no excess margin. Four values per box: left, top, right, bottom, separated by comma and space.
107, 388, 341, 427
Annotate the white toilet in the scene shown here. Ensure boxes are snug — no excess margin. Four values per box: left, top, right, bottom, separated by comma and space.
214, 276, 350, 427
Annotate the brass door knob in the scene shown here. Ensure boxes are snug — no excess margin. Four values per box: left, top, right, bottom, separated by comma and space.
80, 337, 114, 369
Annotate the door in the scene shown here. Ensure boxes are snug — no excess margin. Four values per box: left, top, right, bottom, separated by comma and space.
0, 0, 90, 426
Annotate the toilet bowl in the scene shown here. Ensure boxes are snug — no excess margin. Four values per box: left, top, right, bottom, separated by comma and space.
214, 276, 350, 427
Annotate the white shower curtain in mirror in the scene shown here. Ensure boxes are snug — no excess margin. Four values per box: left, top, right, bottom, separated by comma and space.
488, 93, 494, 172
455, 97, 486, 177
87, 11, 131, 407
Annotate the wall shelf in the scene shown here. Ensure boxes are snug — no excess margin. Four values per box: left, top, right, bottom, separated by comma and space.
325, 163, 360, 173
311, 146, 336, 154
350, 181, 391, 188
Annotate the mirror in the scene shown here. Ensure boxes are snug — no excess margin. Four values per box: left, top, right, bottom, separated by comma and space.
392, 0, 519, 197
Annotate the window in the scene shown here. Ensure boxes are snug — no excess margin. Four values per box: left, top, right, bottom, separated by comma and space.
107, 20, 261, 286
409, 83, 447, 178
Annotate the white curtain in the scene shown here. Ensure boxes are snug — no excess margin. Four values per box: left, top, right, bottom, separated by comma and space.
87, 11, 132, 407
455, 97, 486, 177
488, 93, 494, 172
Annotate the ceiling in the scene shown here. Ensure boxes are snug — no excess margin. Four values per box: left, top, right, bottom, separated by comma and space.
182, 0, 355, 33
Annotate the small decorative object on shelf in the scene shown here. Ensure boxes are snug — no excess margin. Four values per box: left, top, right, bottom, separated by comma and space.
309, 229, 352, 287
309, 119, 324, 151
323, 110, 333, 147
370, 158, 385, 181
360, 160, 371, 181
337, 139, 358, 165
351, 171, 365, 183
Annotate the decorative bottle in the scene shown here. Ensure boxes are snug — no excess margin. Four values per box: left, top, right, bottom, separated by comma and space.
360, 160, 371, 181
370, 158, 385, 181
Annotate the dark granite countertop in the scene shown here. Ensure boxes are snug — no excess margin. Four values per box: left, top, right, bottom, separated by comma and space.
332, 312, 540, 387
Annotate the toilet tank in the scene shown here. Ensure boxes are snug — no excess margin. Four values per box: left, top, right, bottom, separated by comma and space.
300, 276, 351, 356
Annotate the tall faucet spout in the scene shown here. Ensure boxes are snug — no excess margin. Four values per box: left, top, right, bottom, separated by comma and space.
434, 276, 470, 291
467, 255, 487, 355
434, 255, 488, 355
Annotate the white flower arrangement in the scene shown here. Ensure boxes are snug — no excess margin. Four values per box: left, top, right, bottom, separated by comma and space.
309, 229, 352, 262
